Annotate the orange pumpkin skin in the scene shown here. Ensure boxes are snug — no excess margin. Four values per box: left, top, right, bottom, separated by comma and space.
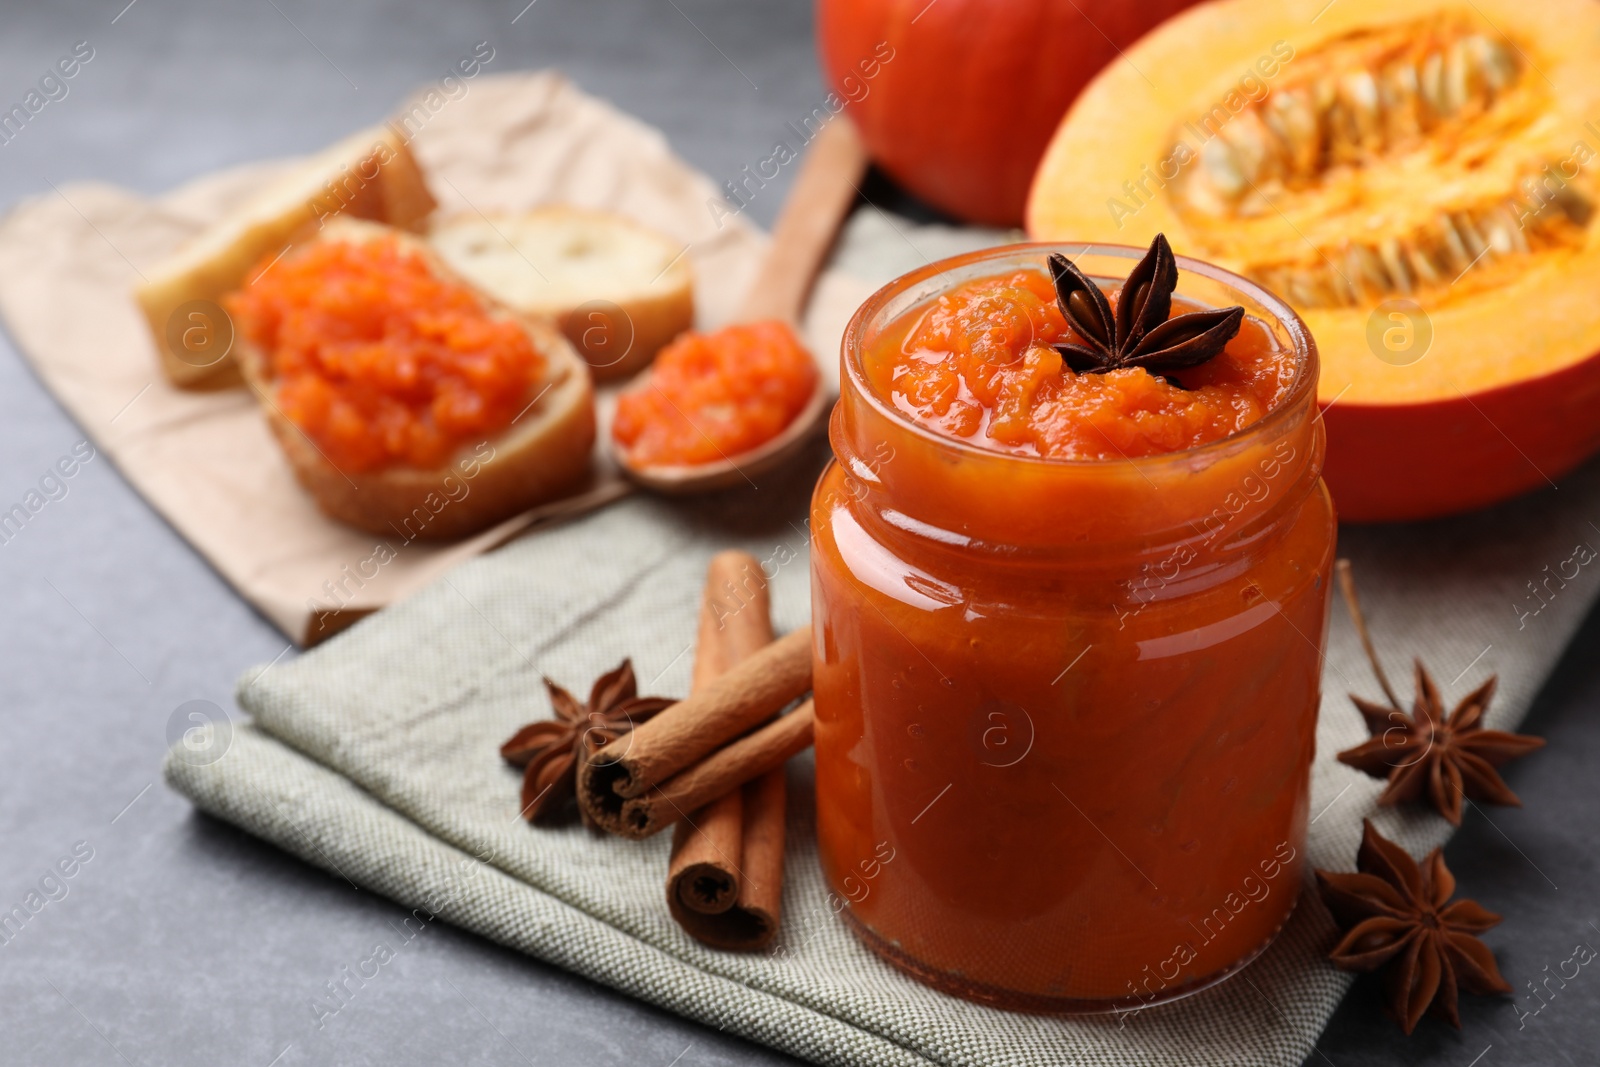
1324, 353, 1600, 523
816, 0, 1202, 227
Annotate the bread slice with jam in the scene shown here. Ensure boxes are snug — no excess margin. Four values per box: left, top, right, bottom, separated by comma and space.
138, 124, 437, 389
429, 206, 694, 381
230, 218, 596, 541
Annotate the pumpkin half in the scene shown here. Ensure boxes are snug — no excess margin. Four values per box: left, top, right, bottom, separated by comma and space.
1026, 0, 1600, 522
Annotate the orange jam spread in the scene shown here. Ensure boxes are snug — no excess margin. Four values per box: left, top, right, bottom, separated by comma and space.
227, 236, 543, 473
868, 269, 1294, 460
612, 319, 819, 466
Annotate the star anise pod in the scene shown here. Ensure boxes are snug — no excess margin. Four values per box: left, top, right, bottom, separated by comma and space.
501, 659, 674, 827
1339, 661, 1544, 826
1048, 233, 1244, 378
1316, 820, 1511, 1033
1334, 561, 1544, 826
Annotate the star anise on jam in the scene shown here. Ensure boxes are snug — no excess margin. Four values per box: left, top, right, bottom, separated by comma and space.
1048, 233, 1245, 378
1316, 820, 1511, 1034
1334, 561, 1544, 826
501, 659, 673, 827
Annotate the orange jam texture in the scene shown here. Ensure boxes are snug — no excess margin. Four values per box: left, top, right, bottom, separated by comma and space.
866, 269, 1295, 460
227, 236, 544, 473
612, 319, 819, 466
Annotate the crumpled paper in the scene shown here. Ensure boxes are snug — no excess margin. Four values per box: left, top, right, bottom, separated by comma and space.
0, 71, 871, 644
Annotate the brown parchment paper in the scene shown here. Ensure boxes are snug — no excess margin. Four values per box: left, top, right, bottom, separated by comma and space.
0, 72, 871, 646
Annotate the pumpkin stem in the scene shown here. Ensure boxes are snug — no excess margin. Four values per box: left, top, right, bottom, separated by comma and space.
1336, 558, 1402, 711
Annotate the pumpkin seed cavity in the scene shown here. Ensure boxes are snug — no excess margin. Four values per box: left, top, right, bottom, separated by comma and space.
1166, 14, 1595, 308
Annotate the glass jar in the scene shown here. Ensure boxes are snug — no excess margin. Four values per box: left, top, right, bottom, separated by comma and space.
809, 243, 1335, 1013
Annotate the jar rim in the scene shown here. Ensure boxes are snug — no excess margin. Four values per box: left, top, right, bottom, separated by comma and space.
840, 241, 1320, 471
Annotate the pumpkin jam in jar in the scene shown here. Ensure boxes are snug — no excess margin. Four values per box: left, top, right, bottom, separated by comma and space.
809, 243, 1334, 1012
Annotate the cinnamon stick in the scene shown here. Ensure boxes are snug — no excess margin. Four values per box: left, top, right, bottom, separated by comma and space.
668, 788, 743, 914
578, 625, 811, 836
692, 550, 777, 682
667, 552, 772, 916
642, 701, 813, 835
666, 551, 791, 950
686, 766, 787, 950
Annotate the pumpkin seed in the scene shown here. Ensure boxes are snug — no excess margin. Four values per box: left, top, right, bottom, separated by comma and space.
1553, 186, 1595, 226
1287, 272, 1327, 307
1340, 71, 1383, 152
1442, 39, 1473, 116
1454, 212, 1489, 262
1425, 52, 1453, 119
1472, 36, 1518, 93
1222, 110, 1279, 186
1407, 245, 1445, 287
1381, 63, 1423, 144
1312, 76, 1339, 117
1354, 244, 1392, 294
1200, 137, 1248, 199
1437, 214, 1472, 272
1379, 238, 1415, 295
1480, 207, 1519, 255
1266, 89, 1320, 177
1327, 251, 1360, 305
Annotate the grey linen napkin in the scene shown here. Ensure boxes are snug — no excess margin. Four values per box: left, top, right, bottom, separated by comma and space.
165, 219, 1600, 1067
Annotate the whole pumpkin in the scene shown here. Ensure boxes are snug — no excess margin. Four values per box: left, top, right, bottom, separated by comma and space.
816, 0, 1203, 226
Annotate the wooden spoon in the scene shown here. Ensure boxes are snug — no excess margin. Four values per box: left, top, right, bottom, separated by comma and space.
611, 116, 868, 494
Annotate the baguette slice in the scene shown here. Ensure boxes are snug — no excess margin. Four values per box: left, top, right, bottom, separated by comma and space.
235, 219, 597, 541
429, 206, 693, 381
139, 123, 437, 389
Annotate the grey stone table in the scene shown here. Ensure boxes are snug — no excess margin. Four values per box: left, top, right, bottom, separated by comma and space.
0, 2, 1593, 1065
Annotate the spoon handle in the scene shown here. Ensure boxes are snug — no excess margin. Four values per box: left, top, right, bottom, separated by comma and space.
736, 116, 869, 324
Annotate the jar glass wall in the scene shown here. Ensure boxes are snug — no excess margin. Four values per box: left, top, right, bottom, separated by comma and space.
809, 243, 1335, 1013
